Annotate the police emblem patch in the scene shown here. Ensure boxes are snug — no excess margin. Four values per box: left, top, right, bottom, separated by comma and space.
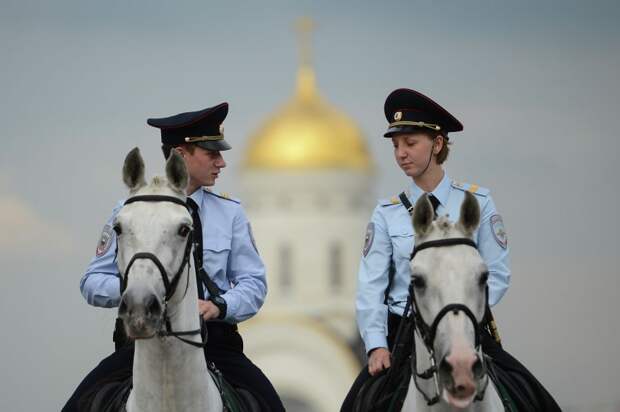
394, 111, 403, 121
96, 224, 114, 257
247, 222, 259, 254
490, 215, 507, 249
363, 222, 375, 257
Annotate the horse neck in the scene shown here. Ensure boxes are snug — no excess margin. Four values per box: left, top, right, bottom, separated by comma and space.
129, 265, 222, 412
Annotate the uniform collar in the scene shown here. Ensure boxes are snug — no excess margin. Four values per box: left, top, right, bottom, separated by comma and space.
409, 172, 451, 208
188, 187, 206, 210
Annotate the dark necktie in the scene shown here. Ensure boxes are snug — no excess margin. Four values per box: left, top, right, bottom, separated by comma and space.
186, 197, 222, 299
186, 197, 205, 300
428, 193, 440, 217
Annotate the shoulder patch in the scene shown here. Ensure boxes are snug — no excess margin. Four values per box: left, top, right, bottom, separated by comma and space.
490, 214, 508, 249
204, 189, 240, 204
362, 222, 375, 257
96, 224, 114, 257
451, 180, 489, 197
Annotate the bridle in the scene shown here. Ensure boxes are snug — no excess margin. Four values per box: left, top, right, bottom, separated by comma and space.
405, 237, 490, 405
117, 194, 206, 348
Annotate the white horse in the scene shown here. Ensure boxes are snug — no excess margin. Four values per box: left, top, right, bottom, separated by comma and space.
113, 148, 223, 412
401, 192, 504, 412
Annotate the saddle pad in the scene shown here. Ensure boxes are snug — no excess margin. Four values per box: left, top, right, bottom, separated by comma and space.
208, 366, 262, 412
353, 368, 410, 412
79, 370, 131, 412
485, 350, 561, 412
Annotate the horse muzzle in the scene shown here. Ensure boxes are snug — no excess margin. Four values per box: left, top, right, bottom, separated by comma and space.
438, 350, 486, 408
118, 290, 163, 339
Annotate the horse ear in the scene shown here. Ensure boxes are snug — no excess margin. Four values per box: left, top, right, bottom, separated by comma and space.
122, 147, 146, 193
165, 150, 188, 193
457, 191, 480, 236
413, 194, 434, 237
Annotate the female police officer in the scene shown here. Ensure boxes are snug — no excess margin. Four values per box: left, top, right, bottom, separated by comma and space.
341, 88, 511, 411
63, 103, 285, 411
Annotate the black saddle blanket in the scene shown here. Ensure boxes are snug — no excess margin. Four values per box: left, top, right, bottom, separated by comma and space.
353, 331, 561, 412
79, 365, 260, 412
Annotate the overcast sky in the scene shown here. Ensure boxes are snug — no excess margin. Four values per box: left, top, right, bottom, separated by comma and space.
1, 1, 619, 410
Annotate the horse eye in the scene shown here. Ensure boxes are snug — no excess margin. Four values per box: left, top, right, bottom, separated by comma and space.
479, 271, 489, 286
113, 224, 122, 236
178, 224, 191, 237
411, 275, 426, 290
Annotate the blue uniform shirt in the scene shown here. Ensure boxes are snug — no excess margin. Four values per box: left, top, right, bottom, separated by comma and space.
356, 173, 510, 353
80, 187, 267, 324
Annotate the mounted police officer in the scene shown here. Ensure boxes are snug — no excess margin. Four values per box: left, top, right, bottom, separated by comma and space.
63, 103, 285, 412
341, 89, 559, 411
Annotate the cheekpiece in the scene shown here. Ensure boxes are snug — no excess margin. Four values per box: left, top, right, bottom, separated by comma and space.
147, 102, 232, 151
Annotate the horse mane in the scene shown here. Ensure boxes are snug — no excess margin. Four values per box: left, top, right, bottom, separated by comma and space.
135, 175, 184, 197
435, 216, 453, 237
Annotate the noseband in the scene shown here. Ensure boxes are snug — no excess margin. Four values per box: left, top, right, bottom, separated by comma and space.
407, 237, 490, 405
118, 195, 206, 348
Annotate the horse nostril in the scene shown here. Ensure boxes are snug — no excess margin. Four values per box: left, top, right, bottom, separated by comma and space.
146, 295, 161, 318
439, 357, 453, 375
472, 356, 484, 378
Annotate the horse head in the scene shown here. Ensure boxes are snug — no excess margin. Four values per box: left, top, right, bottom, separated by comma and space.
115, 147, 193, 339
410, 191, 488, 408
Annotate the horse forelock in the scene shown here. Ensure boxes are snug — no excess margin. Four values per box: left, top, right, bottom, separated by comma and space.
421, 216, 465, 242
131, 176, 185, 198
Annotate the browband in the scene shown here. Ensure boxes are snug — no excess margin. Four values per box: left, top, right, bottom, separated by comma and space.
410, 237, 477, 260
124, 195, 189, 209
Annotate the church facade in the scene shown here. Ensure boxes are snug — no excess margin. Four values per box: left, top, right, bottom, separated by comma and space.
239, 32, 376, 412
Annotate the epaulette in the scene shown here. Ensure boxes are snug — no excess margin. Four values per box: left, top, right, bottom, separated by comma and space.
203, 188, 240, 204
451, 180, 490, 197
380, 195, 403, 207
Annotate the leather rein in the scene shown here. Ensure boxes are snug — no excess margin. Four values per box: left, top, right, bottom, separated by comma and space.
118, 195, 206, 348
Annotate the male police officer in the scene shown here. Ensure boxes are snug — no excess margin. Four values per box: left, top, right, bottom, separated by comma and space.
63, 103, 285, 411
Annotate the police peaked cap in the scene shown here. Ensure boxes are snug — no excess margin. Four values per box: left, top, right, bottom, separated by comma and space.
384, 89, 463, 138
147, 102, 232, 151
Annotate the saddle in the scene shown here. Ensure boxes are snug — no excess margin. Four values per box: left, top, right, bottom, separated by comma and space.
208, 361, 262, 412
78, 338, 266, 412
352, 367, 410, 412
80, 354, 261, 412
482, 332, 561, 412
352, 315, 414, 412
352, 315, 560, 412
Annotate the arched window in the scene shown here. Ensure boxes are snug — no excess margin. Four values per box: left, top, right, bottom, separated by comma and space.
279, 243, 292, 294
329, 242, 342, 293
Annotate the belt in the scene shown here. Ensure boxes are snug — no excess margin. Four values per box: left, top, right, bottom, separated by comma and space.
204, 321, 243, 352
205, 321, 238, 333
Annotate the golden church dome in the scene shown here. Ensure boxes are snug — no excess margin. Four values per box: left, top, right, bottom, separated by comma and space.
243, 19, 373, 172
244, 66, 372, 171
